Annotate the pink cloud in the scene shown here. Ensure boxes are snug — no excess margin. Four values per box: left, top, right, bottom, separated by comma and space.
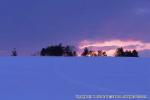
79, 39, 150, 56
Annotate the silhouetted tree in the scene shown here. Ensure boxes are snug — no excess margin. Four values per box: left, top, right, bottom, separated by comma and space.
115, 47, 125, 57
124, 50, 132, 57
40, 44, 76, 56
132, 50, 139, 57
11, 48, 17, 56
81, 49, 107, 57
41, 48, 46, 56
115, 47, 139, 57
97, 50, 107, 56
102, 51, 107, 56
88, 50, 97, 56
73, 51, 77, 56
40, 44, 64, 56
64, 46, 76, 56
81, 47, 89, 56
97, 50, 102, 56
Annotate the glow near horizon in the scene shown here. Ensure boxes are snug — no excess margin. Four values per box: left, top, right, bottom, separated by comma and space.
79, 40, 150, 56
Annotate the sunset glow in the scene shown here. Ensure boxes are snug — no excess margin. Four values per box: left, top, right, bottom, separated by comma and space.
79, 40, 150, 56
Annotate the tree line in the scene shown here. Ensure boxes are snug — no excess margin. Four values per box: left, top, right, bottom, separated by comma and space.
39, 44, 139, 57
11, 44, 139, 57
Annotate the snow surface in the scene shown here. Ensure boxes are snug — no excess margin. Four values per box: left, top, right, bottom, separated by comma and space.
0, 57, 149, 100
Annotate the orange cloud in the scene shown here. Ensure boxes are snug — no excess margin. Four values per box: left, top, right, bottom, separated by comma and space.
79, 39, 150, 56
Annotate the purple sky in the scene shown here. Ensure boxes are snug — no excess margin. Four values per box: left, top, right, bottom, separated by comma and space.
0, 0, 150, 56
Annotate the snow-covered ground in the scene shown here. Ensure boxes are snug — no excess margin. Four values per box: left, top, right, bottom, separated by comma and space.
0, 57, 149, 100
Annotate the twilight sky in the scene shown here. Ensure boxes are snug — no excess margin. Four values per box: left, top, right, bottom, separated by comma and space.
0, 0, 150, 56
